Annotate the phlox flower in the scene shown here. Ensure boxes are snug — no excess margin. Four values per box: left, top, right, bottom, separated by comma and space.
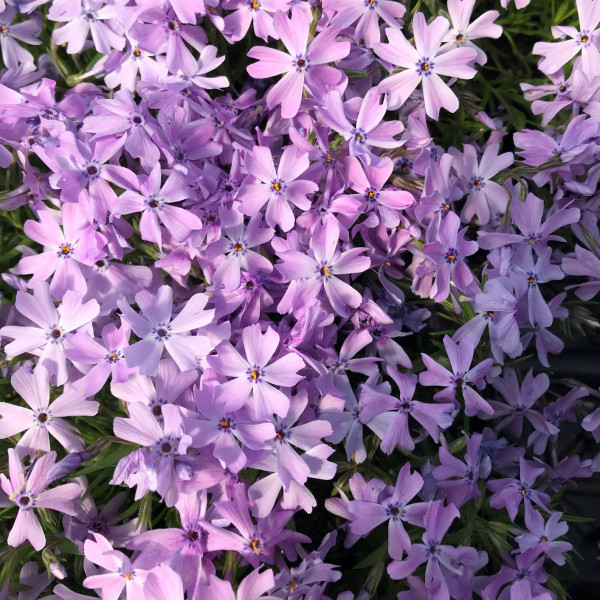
18, 206, 105, 301
348, 464, 426, 560
442, 0, 502, 65
478, 192, 580, 253
276, 219, 371, 316
422, 210, 478, 302
114, 164, 203, 248
516, 510, 572, 566
118, 285, 214, 376
208, 323, 305, 418
359, 369, 454, 453
1, 449, 82, 551
49, 0, 124, 55
81, 89, 160, 167
209, 483, 310, 567
0, 365, 98, 458
533, 0, 600, 77
113, 403, 189, 506
247, 6, 350, 118
201, 570, 276, 600
83, 532, 148, 598
450, 143, 513, 226
488, 457, 551, 521
388, 501, 479, 600
562, 244, 600, 300
320, 89, 404, 167
343, 156, 414, 228
144, 566, 184, 600
324, 0, 405, 44
237, 144, 318, 233
420, 335, 494, 417
433, 432, 491, 508
0, 282, 100, 386
0, 7, 41, 69
375, 12, 477, 119
222, 0, 288, 43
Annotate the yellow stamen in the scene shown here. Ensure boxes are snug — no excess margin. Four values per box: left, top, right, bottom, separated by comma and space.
219, 419, 230, 428
250, 369, 259, 380
320, 265, 331, 277
251, 538, 261, 553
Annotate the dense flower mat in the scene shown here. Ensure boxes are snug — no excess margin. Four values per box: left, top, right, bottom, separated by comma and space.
0, 0, 600, 598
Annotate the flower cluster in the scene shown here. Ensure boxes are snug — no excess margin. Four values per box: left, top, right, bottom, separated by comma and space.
0, 0, 599, 599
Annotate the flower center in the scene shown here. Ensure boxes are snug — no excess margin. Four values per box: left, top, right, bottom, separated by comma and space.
51, 328, 62, 339
86, 164, 99, 176
133, 48, 142, 57
167, 19, 179, 31
233, 242, 243, 252
19, 495, 31, 506
487, 311, 495, 318
320, 265, 331, 277
456, 33, 465, 44
60, 244, 72, 256
152, 404, 163, 416
0, 25, 7, 35
123, 572, 134, 580
219, 418, 232, 429
92, 521, 104, 533
251, 538, 261, 553
131, 114, 143, 125
250, 369, 259, 380
187, 530, 199, 541
445, 248, 458, 263
416, 57, 435, 76
95, 259, 106, 268
271, 180, 283, 193
37, 412, 48, 423
353, 129, 367, 144
250, 0, 260, 9
161, 442, 172, 454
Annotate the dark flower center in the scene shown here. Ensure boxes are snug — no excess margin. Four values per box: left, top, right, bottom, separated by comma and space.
320, 265, 331, 277
87, 164, 98, 176
132, 115, 143, 125
456, 33, 465, 43
246, 281, 255, 290
19, 495, 31, 506
51, 329, 62, 339
152, 405, 162, 416
168, 19, 179, 31
161, 442, 172, 453
92, 521, 104, 532
95, 259, 106, 268
133, 48, 142, 57
251, 538, 261, 553
37, 412, 48, 423
156, 327, 169, 338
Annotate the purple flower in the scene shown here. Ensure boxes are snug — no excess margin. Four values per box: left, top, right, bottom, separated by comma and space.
478, 193, 580, 253
420, 335, 494, 416
83, 532, 147, 598
375, 12, 477, 119
433, 432, 491, 508
343, 156, 414, 228
199, 568, 275, 600
422, 210, 478, 301
325, 0, 405, 42
208, 323, 305, 418
450, 143, 513, 225
348, 464, 426, 560
0, 365, 98, 458
442, 0, 502, 65
65, 322, 133, 396
486, 368, 556, 440
50, 0, 124, 54
247, 6, 350, 118
320, 89, 404, 167
0, 449, 82, 550
276, 219, 371, 316
516, 510, 572, 565
0, 282, 100, 386
118, 285, 214, 376
114, 164, 203, 248
359, 369, 454, 452
388, 501, 479, 600
488, 457, 551, 521
113, 403, 188, 506
19, 206, 105, 301
0, 7, 41, 69
237, 145, 317, 232
533, 0, 600, 77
